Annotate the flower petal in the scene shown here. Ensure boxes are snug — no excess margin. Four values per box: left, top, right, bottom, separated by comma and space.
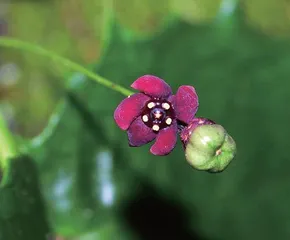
114, 93, 150, 130
150, 121, 177, 156
127, 116, 156, 147
174, 85, 199, 124
168, 94, 175, 104
131, 75, 172, 98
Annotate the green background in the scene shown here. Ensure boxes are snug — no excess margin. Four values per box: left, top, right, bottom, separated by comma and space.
0, 0, 290, 239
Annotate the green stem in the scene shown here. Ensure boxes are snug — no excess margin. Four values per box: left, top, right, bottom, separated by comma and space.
0, 112, 18, 171
0, 37, 134, 96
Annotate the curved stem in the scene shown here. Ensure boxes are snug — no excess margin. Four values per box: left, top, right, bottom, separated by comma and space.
0, 112, 18, 172
0, 37, 134, 96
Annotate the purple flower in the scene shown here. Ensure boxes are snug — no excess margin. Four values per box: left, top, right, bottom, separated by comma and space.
114, 75, 199, 156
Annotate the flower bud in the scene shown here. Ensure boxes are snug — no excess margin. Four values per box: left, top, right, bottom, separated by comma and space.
183, 124, 236, 173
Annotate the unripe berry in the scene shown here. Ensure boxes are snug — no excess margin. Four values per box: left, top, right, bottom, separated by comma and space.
183, 124, 236, 173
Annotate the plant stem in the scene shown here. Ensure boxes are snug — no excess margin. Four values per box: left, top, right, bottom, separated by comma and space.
0, 37, 134, 96
0, 112, 18, 171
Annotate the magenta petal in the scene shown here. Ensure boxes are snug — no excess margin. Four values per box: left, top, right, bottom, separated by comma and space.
150, 121, 177, 156
131, 75, 172, 98
127, 117, 156, 147
114, 93, 150, 130
168, 94, 175, 104
174, 85, 199, 124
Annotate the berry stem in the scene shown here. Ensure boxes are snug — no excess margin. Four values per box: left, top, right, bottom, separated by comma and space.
0, 37, 134, 97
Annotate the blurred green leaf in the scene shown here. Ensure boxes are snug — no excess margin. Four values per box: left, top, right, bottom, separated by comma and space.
56, 0, 110, 63
9, 1, 77, 71
30, 89, 138, 236
6, 0, 111, 137
242, 0, 290, 37
113, 0, 170, 35
7, 1, 75, 136
0, 155, 50, 240
30, 7, 290, 240
71, 220, 136, 240
171, 0, 222, 23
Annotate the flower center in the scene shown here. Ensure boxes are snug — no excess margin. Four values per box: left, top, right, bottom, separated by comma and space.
150, 108, 166, 121
141, 99, 175, 132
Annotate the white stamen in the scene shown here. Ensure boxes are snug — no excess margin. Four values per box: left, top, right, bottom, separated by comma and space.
142, 115, 149, 122
152, 125, 160, 131
162, 103, 170, 110
165, 118, 172, 125
147, 102, 155, 109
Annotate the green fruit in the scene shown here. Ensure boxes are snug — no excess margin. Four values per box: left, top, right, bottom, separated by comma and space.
185, 124, 236, 173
